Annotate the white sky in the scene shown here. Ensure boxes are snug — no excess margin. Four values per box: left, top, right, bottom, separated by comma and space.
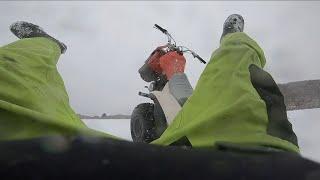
0, 1, 320, 162
1, 1, 320, 115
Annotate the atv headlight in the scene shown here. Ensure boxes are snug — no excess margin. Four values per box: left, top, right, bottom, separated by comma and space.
148, 82, 155, 92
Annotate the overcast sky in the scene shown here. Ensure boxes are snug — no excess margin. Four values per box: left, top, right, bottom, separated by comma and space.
1, 1, 320, 162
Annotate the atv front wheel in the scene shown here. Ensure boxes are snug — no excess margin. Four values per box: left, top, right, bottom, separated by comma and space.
131, 103, 157, 143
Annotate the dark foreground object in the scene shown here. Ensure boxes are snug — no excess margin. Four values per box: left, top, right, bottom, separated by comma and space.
0, 136, 320, 180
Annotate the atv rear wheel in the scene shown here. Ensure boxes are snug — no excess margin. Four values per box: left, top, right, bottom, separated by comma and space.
131, 103, 157, 143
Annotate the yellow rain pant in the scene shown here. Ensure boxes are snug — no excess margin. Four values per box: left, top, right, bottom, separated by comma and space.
0, 37, 113, 140
152, 33, 299, 153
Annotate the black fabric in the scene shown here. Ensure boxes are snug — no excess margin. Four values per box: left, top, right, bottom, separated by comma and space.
0, 136, 319, 180
215, 141, 285, 154
169, 136, 192, 148
249, 64, 298, 146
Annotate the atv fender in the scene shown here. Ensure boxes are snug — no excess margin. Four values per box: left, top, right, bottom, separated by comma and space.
152, 83, 182, 125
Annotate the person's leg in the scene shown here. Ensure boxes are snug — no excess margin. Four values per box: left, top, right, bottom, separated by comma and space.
152, 15, 299, 153
0, 22, 114, 140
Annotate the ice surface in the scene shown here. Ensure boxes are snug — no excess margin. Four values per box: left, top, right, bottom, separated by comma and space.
83, 119, 132, 141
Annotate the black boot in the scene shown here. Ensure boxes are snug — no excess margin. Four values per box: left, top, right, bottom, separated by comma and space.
220, 14, 244, 43
10, 21, 67, 54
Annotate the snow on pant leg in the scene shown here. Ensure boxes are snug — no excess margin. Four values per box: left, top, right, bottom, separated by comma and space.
0, 37, 115, 140
152, 32, 299, 153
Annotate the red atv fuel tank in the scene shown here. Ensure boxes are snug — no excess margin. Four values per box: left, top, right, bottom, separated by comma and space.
159, 51, 186, 80
146, 47, 186, 80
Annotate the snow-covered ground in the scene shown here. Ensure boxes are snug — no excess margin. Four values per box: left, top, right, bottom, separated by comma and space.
288, 109, 320, 163
83, 119, 132, 140
83, 109, 320, 163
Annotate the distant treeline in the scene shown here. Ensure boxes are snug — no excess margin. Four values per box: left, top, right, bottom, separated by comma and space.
78, 113, 131, 119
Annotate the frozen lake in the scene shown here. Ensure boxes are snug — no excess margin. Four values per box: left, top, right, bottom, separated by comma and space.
83, 109, 320, 163
83, 119, 132, 141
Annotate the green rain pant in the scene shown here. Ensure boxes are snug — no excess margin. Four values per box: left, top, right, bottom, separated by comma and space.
0, 37, 113, 141
152, 32, 299, 153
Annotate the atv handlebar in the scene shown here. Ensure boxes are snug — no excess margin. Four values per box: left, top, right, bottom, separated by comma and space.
180, 47, 207, 64
154, 24, 176, 46
195, 55, 206, 64
154, 24, 167, 34
154, 24, 206, 64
